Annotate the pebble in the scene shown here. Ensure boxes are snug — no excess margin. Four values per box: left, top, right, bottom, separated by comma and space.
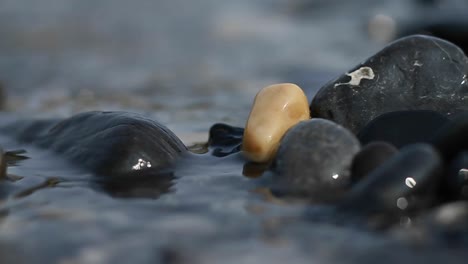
310, 35, 468, 134
208, 123, 243, 157
431, 112, 468, 161
30, 111, 187, 177
242, 83, 310, 163
357, 110, 450, 148
443, 151, 468, 201
350, 141, 398, 184
339, 144, 443, 217
269, 118, 360, 201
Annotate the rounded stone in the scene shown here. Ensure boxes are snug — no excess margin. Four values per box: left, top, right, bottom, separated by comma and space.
443, 151, 468, 201
431, 112, 468, 161
310, 35, 468, 134
270, 118, 360, 200
350, 141, 398, 184
242, 83, 310, 163
357, 110, 450, 148
339, 144, 443, 216
7, 111, 187, 177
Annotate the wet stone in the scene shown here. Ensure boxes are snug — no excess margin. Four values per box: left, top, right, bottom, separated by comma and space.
207, 123, 243, 157
357, 110, 450, 148
339, 144, 443, 219
443, 151, 468, 201
351, 141, 398, 184
242, 83, 310, 163
269, 118, 360, 201
3, 111, 187, 178
310, 35, 468, 134
431, 112, 468, 161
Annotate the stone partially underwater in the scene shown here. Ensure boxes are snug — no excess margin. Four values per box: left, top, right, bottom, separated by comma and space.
0, 111, 188, 198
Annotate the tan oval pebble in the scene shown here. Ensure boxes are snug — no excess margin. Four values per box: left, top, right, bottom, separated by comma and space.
242, 83, 310, 162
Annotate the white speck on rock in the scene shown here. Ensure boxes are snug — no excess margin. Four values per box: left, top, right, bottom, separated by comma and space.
334, 66, 375, 87
413, 60, 423, 67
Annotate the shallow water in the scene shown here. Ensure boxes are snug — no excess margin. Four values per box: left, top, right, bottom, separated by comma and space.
1, 0, 468, 263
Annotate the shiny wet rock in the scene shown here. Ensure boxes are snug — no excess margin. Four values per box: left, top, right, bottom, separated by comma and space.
310, 35, 468, 133
242, 83, 310, 163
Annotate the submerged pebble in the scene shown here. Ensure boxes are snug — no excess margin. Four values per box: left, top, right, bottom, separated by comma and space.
269, 118, 360, 201
208, 123, 243, 157
339, 144, 443, 218
350, 141, 398, 184
242, 83, 310, 163
310, 35, 468, 133
357, 110, 449, 148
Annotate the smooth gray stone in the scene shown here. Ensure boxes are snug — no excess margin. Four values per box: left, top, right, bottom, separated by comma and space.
270, 118, 360, 201
310, 35, 468, 134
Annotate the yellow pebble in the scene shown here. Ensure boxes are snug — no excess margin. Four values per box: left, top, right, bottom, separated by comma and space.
242, 83, 310, 162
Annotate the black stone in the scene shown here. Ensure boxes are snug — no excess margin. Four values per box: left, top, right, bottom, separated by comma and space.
430, 112, 468, 161
442, 151, 468, 201
351, 141, 398, 184
310, 35, 468, 134
357, 110, 450, 148
207, 123, 243, 157
2, 111, 187, 177
339, 144, 443, 217
269, 118, 360, 201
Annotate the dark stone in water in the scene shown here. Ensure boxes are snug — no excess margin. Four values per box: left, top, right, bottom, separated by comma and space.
2, 111, 187, 177
269, 118, 360, 201
357, 110, 450, 148
351, 141, 398, 184
38, 111, 187, 177
339, 144, 443, 217
208, 123, 243, 157
0, 111, 187, 198
442, 151, 468, 201
310, 35, 468, 134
